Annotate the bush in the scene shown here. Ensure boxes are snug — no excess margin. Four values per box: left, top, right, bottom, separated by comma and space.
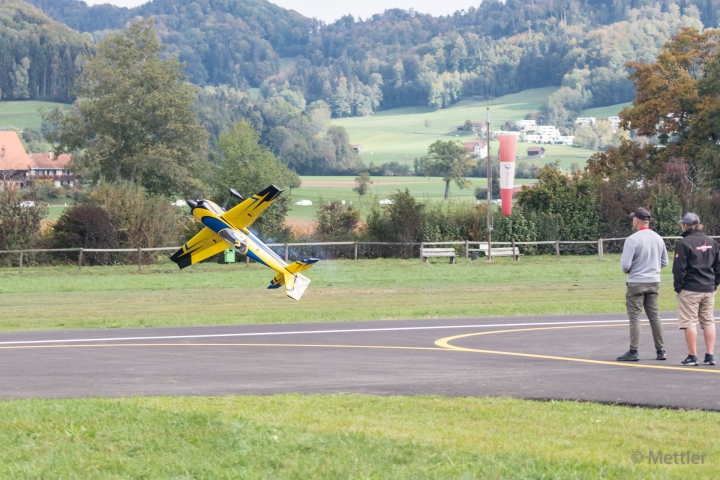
650, 185, 682, 237
0, 189, 47, 260
517, 166, 600, 242
52, 204, 116, 265
422, 203, 487, 242
493, 208, 538, 254
365, 189, 425, 244
314, 202, 361, 241
87, 182, 184, 250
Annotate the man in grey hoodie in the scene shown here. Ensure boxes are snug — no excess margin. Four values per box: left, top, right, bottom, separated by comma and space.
617, 207, 669, 362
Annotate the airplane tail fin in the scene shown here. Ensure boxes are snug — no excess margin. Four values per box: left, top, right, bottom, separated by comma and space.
284, 273, 311, 301
268, 258, 319, 290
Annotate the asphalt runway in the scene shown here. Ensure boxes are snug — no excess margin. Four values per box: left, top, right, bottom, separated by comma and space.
1, 312, 719, 410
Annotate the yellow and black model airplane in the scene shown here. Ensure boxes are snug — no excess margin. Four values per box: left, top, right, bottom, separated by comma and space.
170, 185, 318, 300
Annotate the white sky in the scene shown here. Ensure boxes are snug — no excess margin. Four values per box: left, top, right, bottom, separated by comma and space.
84, 0, 475, 22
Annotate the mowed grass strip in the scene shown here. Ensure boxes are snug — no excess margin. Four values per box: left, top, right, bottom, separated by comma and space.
0, 395, 717, 479
0, 255, 676, 331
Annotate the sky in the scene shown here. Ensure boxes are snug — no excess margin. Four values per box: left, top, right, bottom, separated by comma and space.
84, 0, 475, 22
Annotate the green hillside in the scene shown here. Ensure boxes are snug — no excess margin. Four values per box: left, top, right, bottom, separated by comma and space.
334, 88, 599, 169
580, 102, 632, 119
0, 100, 66, 130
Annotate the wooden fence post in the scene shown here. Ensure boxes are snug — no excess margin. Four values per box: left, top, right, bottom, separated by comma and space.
555, 240, 560, 259
598, 239, 604, 259
354, 242, 358, 261
420, 242, 425, 262
284, 243, 289, 262
18, 250, 23, 273
465, 239, 469, 261
137, 246, 142, 272
78, 248, 83, 272
512, 238, 518, 262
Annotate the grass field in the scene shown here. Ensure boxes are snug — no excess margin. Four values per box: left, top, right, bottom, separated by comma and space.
334, 88, 600, 169
0, 255, 677, 332
0, 100, 68, 131
0, 395, 717, 478
1, 257, 716, 479
286, 175, 536, 220
580, 102, 632, 119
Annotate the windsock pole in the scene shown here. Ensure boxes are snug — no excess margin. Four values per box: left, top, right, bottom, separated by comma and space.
499, 133, 517, 216
486, 107, 492, 261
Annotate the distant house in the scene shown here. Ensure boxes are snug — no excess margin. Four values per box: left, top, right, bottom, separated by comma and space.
516, 119, 536, 130
608, 116, 621, 130
352, 144, 363, 154
28, 152, 74, 187
527, 147, 546, 158
463, 141, 488, 159
0, 131, 32, 189
0, 131, 75, 189
575, 117, 596, 126
457, 121, 487, 132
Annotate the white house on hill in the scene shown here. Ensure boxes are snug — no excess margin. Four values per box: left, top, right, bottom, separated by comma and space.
463, 141, 488, 159
575, 117, 597, 126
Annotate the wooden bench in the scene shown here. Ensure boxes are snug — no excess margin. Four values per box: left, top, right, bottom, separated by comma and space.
469, 243, 521, 260
421, 248, 456, 263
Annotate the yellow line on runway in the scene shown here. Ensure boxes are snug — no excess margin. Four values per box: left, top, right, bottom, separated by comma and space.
3, 322, 717, 374
435, 323, 720, 374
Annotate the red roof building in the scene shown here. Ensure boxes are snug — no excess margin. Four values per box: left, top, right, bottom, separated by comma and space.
0, 131, 75, 189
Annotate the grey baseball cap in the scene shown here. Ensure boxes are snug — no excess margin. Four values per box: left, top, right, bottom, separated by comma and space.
629, 207, 651, 221
678, 212, 700, 225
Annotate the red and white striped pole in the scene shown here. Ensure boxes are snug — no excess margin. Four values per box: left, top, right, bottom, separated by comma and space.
498, 134, 517, 216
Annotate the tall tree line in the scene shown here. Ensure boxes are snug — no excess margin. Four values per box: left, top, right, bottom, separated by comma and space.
0, 0, 92, 101
16, 0, 719, 111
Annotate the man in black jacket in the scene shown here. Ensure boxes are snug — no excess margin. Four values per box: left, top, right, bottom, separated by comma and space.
673, 213, 720, 366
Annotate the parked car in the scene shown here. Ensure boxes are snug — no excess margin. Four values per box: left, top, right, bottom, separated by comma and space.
19, 201, 35, 207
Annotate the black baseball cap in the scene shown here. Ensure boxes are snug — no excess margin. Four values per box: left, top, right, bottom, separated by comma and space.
629, 207, 651, 221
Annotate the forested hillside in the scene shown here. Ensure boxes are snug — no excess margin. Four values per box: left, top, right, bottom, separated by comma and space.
0, 0, 92, 101
17, 0, 711, 118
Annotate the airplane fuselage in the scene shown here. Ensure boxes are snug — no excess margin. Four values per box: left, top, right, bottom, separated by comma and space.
189, 200, 290, 274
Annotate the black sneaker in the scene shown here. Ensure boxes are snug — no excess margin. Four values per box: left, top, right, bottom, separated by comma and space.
681, 355, 699, 366
617, 350, 639, 361
704, 354, 716, 366
656, 350, 666, 361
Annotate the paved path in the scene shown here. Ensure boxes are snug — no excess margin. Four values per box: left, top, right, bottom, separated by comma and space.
1, 313, 718, 410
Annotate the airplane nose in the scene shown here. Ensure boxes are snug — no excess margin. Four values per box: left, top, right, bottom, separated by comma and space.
187, 199, 198, 210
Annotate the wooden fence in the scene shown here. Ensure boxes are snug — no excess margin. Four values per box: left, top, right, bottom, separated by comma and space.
2, 236, 719, 272
0, 236, 720, 272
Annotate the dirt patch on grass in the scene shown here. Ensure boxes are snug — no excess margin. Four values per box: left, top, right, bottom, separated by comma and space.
284, 218, 316, 236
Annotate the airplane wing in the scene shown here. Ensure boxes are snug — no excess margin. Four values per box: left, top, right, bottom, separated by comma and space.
222, 185, 283, 230
170, 227, 229, 269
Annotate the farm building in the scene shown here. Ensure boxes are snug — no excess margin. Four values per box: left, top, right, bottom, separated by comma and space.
0, 131, 74, 189
527, 147, 546, 158
463, 141, 488, 159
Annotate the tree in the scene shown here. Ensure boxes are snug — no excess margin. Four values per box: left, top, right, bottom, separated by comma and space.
353, 172, 372, 202
12, 57, 31, 99
315, 202, 361, 241
621, 27, 720, 182
45, 20, 209, 197
424, 140, 474, 200
330, 77, 352, 118
212, 121, 300, 240
0, 189, 47, 253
